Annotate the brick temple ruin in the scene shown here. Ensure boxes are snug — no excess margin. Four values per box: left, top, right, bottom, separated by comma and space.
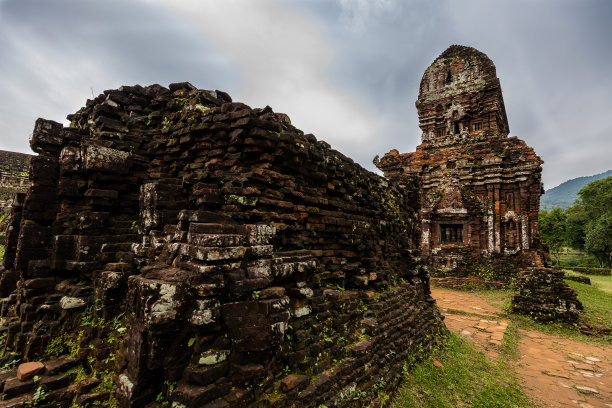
0, 82, 445, 407
377, 45, 545, 280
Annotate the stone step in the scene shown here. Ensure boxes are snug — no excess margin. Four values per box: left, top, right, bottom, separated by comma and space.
179, 244, 247, 262
170, 380, 228, 407
0, 395, 31, 408
2, 376, 34, 400
189, 223, 246, 235
272, 250, 313, 261
187, 233, 244, 248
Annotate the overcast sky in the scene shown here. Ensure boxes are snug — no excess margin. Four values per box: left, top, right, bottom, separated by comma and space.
0, 0, 610, 189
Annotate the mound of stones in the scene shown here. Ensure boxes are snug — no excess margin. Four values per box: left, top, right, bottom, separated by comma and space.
511, 268, 583, 322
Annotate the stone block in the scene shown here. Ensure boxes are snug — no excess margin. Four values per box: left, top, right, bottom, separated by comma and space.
39, 373, 73, 390
0, 395, 32, 408
230, 364, 264, 383
83, 145, 131, 174
76, 391, 110, 406
44, 358, 78, 376
58, 146, 83, 173
30, 119, 63, 151
16, 362, 45, 381
184, 362, 229, 386
2, 377, 34, 399
59, 296, 87, 310
84, 189, 118, 199
172, 382, 219, 407
127, 276, 185, 327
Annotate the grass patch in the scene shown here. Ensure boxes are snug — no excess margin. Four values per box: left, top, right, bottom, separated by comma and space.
565, 279, 612, 328
394, 332, 538, 408
474, 287, 514, 311
565, 271, 612, 294
0, 244, 4, 262
559, 247, 599, 268
500, 321, 521, 360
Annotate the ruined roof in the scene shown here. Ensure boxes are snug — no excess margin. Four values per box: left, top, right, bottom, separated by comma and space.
417, 45, 499, 105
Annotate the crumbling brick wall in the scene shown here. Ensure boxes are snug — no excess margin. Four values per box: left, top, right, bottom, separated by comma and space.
0, 83, 445, 407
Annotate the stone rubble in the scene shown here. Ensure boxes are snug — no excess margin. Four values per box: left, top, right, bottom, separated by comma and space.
511, 267, 583, 322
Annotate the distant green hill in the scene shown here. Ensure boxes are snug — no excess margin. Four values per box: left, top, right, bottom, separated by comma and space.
541, 170, 612, 209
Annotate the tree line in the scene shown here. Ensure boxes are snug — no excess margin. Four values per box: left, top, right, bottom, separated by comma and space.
539, 176, 612, 267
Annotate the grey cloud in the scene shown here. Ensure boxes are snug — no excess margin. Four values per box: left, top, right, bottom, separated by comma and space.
161, 0, 382, 153
289, 0, 612, 187
0, 0, 238, 152
1, 0, 610, 189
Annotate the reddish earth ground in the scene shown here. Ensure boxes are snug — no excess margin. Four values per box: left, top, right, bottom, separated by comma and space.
431, 287, 612, 408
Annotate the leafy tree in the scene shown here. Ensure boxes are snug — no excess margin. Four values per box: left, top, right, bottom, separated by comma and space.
584, 213, 612, 267
578, 176, 612, 217
564, 204, 586, 251
539, 207, 567, 266
574, 176, 612, 267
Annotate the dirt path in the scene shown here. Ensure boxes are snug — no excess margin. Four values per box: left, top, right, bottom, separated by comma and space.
431, 287, 612, 408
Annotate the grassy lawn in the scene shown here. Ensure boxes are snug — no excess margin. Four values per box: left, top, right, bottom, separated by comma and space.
564, 279, 612, 329
394, 328, 537, 408
558, 247, 600, 268
565, 270, 612, 294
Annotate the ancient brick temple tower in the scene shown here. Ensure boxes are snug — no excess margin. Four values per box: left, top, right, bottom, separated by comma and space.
377, 45, 545, 279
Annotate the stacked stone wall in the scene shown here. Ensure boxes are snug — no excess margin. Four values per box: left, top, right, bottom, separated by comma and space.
511, 268, 583, 322
0, 83, 445, 407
